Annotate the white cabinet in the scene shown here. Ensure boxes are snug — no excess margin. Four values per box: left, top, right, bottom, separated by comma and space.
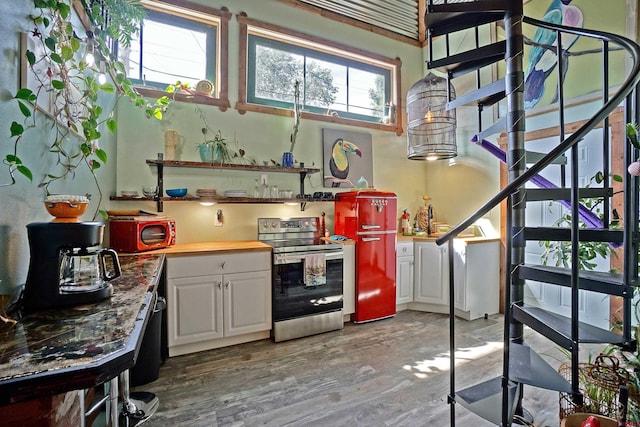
413, 241, 449, 307
342, 244, 356, 316
396, 241, 414, 306
452, 240, 500, 320
166, 251, 271, 356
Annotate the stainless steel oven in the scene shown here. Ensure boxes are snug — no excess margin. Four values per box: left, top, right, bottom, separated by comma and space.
259, 217, 344, 342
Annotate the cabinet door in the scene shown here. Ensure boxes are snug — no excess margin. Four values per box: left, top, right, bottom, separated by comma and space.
453, 240, 467, 312
396, 241, 414, 305
167, 275, 223, 346
414, 242, 449, 305
396, 256, 414, 304
224, 270, 271, 337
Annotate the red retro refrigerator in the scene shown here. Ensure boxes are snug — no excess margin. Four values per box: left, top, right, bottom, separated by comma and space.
334, 190, 397, 322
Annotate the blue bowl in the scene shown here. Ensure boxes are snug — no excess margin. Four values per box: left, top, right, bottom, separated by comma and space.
166, 188, 187, 197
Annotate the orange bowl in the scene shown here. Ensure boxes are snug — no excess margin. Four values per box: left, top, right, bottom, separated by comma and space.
44, 201, 89, 220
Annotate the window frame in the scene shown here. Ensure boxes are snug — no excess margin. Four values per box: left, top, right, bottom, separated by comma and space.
130, 0, 231, 110
236, 13, 403, 135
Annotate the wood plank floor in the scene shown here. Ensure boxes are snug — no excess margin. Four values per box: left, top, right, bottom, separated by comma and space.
134, 310, 571, 427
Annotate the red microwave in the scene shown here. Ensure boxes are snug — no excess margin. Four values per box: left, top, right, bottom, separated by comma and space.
109, 217, 176, 252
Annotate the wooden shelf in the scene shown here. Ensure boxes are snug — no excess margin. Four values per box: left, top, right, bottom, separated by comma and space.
145, 159, 321, 174
110, 195, 335, 204
109, 158, 323, 212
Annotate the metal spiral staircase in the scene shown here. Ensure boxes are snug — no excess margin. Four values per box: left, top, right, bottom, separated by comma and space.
426, 1, 640, 425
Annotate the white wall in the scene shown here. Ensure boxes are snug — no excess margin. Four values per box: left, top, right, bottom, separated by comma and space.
112, 0, 429, 242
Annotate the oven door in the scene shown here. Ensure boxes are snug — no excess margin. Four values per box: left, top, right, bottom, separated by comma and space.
272, 250, 343, 322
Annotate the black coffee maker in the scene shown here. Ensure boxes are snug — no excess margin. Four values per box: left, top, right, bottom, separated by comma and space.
23, 222, 121, 311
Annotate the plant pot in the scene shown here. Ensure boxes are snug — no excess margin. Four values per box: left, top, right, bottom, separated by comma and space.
199, 144, 213, 162
560, 413, 616, 427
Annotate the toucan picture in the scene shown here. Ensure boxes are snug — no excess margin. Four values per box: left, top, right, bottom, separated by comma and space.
327, 138, 361, 187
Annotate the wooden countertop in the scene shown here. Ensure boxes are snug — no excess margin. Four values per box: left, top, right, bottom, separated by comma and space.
398, 234, 500, 244
132, 240, 272, 256
0, 253, 164, 405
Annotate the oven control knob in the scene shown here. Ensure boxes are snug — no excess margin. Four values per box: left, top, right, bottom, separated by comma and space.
272, 221, 278, 228
303, 220, 309, 227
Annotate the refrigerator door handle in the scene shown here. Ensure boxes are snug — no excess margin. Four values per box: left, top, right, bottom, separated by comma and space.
361, 237, 381, 242
361, 225, 381, 230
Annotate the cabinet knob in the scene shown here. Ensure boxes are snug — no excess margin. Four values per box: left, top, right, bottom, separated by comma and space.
217, 282, 222, 289
221, 261, 226, 269
225, 281, 230, 288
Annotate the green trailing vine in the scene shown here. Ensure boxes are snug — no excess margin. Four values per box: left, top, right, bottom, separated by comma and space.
4, 0, 170, 217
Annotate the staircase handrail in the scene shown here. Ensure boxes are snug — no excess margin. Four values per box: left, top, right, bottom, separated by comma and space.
435, 17, 640, 246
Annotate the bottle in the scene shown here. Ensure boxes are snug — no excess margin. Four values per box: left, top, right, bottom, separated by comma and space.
401, 209, 411, 235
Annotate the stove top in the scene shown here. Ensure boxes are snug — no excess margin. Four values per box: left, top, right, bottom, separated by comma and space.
257, 217, 341, 254
262, 238, 341, 253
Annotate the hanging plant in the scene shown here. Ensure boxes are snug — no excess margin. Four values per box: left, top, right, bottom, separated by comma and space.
4, 0, 170, 217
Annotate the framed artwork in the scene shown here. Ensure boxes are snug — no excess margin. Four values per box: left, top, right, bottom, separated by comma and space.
496, 0, 627, 112
322, 128, 373, 188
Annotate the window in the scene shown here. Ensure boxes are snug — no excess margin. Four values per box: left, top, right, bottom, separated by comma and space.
237, 15, 402, 134
120, 10, 216, 89
118, 1, 231, 109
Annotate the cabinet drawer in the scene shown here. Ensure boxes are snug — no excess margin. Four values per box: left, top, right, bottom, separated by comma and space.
397, 242, 414, 256
168, 251, 270, 278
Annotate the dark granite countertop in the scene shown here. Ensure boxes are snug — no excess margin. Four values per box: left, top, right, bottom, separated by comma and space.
0, 253, 164, 405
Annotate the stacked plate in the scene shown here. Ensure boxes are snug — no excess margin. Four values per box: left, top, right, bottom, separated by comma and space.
195, 188, 217, 198
224, 190, 247, 198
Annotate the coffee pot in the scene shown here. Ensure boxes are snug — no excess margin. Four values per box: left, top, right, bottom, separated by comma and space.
59, 247, 120, 293
23, 221, 120, 311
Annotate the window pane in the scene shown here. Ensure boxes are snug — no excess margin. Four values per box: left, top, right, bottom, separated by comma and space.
306, 58, 341, 109
119, 16, 212, 88
255, 45, 303, 102
248, 31, 394, 123
348, 68, 386, 118
141, 19, 208, 86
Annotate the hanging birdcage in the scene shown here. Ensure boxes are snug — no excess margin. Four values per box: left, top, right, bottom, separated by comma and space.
406, 72, 457, 160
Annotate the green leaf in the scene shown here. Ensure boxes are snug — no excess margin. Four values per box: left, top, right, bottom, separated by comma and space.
95, 148, 108, 163
17, 100, 32, 118
91, 161, 101, 171
6, 154, 20, 164
17, 165, 33, 181
61, 45, 73, 61
57, 2, 70, 19
106, 118, 117, 133
114, 61, 126, 73
627, 123, 640, 149
612, 174, 623, 182
100, 83, 115, 93
44, 36, 56, 51
70, 37, 80, 52
51, 79, 66, 90
15, 88, 35, 101
25, 49, 36, 66
50, 52, 63, 64
43, 17, 50, 28
10, 122, 24, 137
594, 171, 604, 183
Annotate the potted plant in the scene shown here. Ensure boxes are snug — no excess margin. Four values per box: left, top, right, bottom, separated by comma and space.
198, 128, 233, 164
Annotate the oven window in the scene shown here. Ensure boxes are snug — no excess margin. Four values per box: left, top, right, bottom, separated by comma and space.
140, 225, 167, 245
273, 258, 343, 321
